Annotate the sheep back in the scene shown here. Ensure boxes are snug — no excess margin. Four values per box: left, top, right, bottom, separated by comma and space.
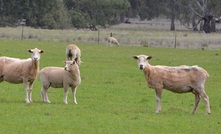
0, 57, 38, 83
143, 65, 208, 93
40, 67, 80, 88
66, 44, 81, 66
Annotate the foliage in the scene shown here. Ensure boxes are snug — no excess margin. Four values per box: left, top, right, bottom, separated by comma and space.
0, 0, 71, 29
65, 0, 130, 27
1, 0, 221, 31
0, 0, 129, 29
0, 40, 221, 133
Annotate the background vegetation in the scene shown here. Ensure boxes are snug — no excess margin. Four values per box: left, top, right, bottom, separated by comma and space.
0, 40, 221, 133
1, 0, 221, 32
1, 22, 221, 50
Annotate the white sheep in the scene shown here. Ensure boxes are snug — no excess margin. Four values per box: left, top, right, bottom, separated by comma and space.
133, 55, 210, 114
40, 60, 81, 104
107, 33, 119, 46
0, 48, 44, 103
66, 44, 82, 66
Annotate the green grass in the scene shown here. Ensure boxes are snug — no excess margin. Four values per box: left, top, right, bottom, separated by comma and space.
0, 40, 221, 134
1, 26, 221, 50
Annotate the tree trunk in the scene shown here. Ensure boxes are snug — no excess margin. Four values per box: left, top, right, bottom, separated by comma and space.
202, 15, 213, 33
203, 20, 210, 33
191, 12, 198, 31
211, 19, 216, 32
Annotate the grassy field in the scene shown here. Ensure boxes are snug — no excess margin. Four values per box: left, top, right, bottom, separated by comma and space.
1, 20, 221, 50
0, 40, 221, 134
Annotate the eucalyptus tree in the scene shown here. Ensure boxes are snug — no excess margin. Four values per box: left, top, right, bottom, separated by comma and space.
174, 0, 221, 33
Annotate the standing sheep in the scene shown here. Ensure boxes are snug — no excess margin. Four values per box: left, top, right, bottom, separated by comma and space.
40, 61, 81, 104
66, 44, 81, 66
0, 48, 44, 103
107, 33, 119, 46
133, 55, 210, 114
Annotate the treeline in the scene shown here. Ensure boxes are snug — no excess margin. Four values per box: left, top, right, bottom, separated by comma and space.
0, 0, 130, 29
1, 0, 221, 31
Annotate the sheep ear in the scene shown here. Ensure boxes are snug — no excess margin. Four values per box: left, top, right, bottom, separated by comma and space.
73, 61, 76, 64
28, 49, 33, 53
133, 56, 138, 60
147, 56, 152, 60
39, 50, 44, 53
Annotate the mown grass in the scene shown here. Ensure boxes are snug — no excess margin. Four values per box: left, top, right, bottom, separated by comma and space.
0, 40, 221, 134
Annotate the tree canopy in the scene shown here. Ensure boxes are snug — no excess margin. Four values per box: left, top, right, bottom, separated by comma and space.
0, 0, 221, 31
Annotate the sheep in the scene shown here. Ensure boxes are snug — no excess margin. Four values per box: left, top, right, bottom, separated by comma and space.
107, 33, 119, 46
66, 44, 82, 66
0, 48, 44, 103
133, 55, 210, 114
39, 60, 81, 104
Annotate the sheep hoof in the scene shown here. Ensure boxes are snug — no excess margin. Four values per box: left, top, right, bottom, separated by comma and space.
207, 112, 211, 115
43, 100, 51, 103
155, 111, 161, 113
25, 100, 31, 103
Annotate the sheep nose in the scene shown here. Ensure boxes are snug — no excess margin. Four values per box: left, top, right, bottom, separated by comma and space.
33, 57, 38, 61
64, 67, 67, 71
139, 65, 144, 70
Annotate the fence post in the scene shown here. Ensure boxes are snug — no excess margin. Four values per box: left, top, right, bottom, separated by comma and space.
20, 19, 26, 40
174, 33, 177, 49
98, 30, 100, 44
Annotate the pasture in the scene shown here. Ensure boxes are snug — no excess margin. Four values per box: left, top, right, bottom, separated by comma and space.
1, 19, 221, 50
0, 40, 221, 133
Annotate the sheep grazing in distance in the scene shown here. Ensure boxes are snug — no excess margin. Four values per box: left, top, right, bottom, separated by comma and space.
107, 33, 119, 46
133, 55, 210, 114
40, 60, 81, 104
66, 44, 82, 66
0, 48, 44, 103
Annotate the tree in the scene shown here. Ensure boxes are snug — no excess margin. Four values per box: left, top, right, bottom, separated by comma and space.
0, 0, 70, 29
64, 0, 130, 28
25, 0, 70, 29
128, 0, 165, 20
0, 0, 21, 26
173, 0, 221, 33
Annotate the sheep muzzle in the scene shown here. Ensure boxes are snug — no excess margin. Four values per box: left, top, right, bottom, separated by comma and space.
139, 65, 144, 70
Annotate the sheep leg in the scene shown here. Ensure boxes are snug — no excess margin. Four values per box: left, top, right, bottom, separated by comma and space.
199, 91, 211, 114
28, 81, 34, 103
64, 86, 69, 104
23, 80, 30, 103
192, 94, 200, 114
155, 89, 162, 113
72, 86, 78, 104
41, 86, 50, 103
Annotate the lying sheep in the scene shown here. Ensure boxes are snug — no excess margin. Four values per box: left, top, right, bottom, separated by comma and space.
66, 44, 81, 66
0, 48, 44, 103
133, 55, 210, 114
107, 33, 119, 46
40, 61, 81, 104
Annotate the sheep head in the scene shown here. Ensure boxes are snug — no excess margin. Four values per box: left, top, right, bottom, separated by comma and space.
133, 55, 152, 70
64, 61, 77, 71
28, 48, 44, 61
